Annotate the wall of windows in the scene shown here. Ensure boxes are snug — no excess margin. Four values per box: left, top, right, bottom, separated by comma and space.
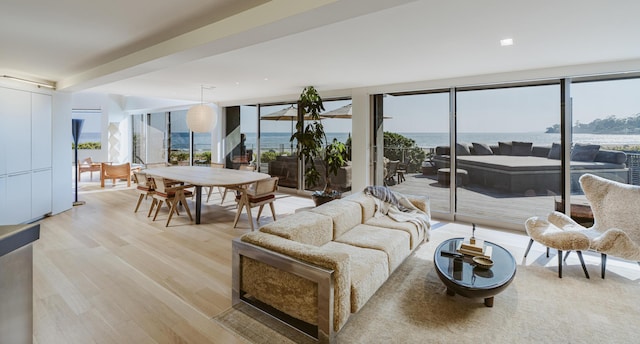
380, 74, 639, 229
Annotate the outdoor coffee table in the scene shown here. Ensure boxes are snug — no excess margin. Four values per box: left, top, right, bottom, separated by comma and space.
434, 237, 516, 307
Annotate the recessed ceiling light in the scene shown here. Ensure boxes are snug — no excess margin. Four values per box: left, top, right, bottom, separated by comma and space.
264, 78, 269, 81
500, 38, 514, 46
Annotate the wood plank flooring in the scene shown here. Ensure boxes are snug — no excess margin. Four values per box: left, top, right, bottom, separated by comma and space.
34, 178, 634, 343
33, 183, 313, 343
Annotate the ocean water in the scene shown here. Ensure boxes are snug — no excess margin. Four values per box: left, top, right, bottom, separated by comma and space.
171, 132, 640, 151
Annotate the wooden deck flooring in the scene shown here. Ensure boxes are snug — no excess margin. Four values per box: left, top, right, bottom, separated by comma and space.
389, 172, 578, 228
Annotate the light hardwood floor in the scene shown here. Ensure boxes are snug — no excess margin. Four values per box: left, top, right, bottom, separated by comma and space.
33, 182, 313, 343
33, 180, 639, 343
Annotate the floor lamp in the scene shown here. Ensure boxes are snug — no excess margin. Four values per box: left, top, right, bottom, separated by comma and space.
72, 119, 85, 206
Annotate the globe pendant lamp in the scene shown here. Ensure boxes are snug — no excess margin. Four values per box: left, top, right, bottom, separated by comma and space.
186, 85, 216, 132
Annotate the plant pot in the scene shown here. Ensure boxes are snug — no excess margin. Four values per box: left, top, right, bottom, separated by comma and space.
312, 191, 341, 206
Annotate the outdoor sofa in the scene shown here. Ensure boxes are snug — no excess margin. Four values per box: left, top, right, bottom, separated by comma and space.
432, 141, 628, 194
231, 191, 430, 343
268, 155, 351, 191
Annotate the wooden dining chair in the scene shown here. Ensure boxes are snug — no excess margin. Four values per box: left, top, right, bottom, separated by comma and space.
150, 176, 193, 227
206, 162, 225, 203
221, 164, 257, 204
133, 172, 155, 215
233, 177, 279, 231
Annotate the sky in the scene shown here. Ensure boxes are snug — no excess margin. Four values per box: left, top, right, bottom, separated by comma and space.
384, 78, 640, 134
241, 78, 640, 134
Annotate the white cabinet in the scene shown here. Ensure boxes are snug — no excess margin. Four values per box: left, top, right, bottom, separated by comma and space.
32, 169, 52, 218
5, 172, 31, 224
32, 93, 52, 170
0, 87, 52, 224
1, 88, 31, 174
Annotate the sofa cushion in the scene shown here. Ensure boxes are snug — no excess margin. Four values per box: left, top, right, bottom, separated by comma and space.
435, 146, 450, 155
456, 143, 472, 156
532, 145, 551, 157
548, 142, 561, 160
342, 192, 376, 222
335, 224, 411, 273
498, 141, 513, 155
595, 149, 627, 164
310, 199, 363, 239
512, 141, 533, 156
321, 241, 389, 313
364, 216, 423, 249
571, 143, 600, 162
472, 142, 493, 155
260, 211, 334, 246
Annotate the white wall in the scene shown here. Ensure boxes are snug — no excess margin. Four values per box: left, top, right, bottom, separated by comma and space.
52, 92, 72, 215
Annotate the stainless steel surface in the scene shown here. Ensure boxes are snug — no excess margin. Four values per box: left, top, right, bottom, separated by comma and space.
0, 223, 39, 344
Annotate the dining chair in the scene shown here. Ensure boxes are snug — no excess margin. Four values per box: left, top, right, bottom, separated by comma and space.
206, 162, 225, 203
216, 164, 257, 204
233, 177, 279, 231
150, 176, 193, 227
133, 172, 155, 215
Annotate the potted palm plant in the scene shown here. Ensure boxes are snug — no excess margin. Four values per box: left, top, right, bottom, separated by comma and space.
290, 86, 348, 206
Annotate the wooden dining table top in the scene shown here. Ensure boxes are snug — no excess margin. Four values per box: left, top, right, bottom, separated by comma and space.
143, 165, 270, 187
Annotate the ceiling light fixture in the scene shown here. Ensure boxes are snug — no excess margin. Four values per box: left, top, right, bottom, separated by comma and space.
186, 85, 217, 133
2, 74, 56, 89
500, 38, 514, 46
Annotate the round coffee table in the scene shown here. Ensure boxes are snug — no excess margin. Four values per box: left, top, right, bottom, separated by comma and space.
434, 237, 516, 307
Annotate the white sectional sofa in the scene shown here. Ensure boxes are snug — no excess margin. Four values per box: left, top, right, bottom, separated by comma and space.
231, 191, 430, 343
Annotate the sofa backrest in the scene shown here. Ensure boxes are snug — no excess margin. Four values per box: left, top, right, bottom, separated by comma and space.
259, 211, 334, 246
310, 199, 363, 239
342, 192, 376, 222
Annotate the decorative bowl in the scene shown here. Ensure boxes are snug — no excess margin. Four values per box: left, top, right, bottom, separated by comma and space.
472, 256, 494, 269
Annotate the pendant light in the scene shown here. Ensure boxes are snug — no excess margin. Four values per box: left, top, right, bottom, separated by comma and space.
186, 85, 216, 132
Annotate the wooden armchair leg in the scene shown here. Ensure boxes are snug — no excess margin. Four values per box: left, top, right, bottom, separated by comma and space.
134, 194, 145, 213
269, 202, 276, 221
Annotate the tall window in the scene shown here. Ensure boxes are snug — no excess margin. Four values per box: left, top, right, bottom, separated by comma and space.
383, 92, 450, 212
132, 114, 146, 164
571, 78, 640, 193
72, 109, 102, 149
259, 103, 298, 188
455, 84, 560, 225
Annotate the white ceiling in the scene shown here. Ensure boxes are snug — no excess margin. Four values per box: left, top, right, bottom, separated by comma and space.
3, 0, 640, 106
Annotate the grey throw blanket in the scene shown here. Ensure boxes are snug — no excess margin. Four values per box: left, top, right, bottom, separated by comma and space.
363, 186, 431, 240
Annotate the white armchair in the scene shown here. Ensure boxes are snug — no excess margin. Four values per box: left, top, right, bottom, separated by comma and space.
546, 174, 640, 278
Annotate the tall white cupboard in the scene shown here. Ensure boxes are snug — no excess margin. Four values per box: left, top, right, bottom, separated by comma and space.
0, 86, 52, 224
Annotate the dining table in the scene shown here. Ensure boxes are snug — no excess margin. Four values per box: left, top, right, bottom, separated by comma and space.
143, 165, 270, 224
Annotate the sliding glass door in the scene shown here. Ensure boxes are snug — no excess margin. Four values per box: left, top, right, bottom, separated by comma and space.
383, 92, 450, 213
455, 84, 560, 225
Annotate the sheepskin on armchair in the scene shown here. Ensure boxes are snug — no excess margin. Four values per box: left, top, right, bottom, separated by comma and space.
546, 174, 640, 278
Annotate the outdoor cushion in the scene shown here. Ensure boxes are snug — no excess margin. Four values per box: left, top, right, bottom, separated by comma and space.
512, 141, 533, 156
472, 142, 493, 155
571, 143, 600, 162
595, 149, 627, 164
548, 142, 561, 160
498, 141, 513, 155
456, 143, 472, 156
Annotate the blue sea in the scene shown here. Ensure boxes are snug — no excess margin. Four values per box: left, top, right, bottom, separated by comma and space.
173, 132, 640, 152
